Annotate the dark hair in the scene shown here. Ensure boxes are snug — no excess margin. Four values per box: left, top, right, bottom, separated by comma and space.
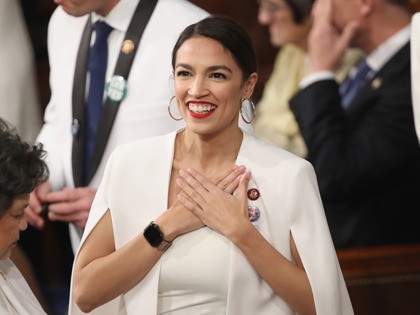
386, 0, 410, 8
284, 0, 313, 24
172, 15, 257, 81
0, 118, 49, 213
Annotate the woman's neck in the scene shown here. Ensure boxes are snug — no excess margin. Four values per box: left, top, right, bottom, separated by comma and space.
175, 127, 243, 175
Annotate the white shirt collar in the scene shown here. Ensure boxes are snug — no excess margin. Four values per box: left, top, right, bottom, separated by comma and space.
366, 25, 410, 72
92, 0, 140, 33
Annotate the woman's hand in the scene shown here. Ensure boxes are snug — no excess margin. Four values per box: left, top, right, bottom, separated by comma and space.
159, 165, 248, 240
214, 164, 247, 194
177, 167, 316, 315
176, 167, 251, 238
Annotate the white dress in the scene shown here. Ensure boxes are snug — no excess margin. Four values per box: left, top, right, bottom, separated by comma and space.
0, 259, 46, 315
158, 228, 230, 314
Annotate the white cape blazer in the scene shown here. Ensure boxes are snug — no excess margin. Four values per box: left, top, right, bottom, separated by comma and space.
411, 13, 420, 143
68, 129, 353, 315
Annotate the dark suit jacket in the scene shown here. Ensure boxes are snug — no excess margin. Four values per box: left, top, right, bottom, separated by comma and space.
290, 43, 420, 248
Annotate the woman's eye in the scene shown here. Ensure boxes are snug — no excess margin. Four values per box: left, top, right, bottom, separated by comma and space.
176, 70, 190, 77
211, 72, 226, 79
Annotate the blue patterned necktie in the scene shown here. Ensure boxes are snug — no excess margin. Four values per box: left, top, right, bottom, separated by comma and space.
84, 21, 113, 182
339, 58, 372, 108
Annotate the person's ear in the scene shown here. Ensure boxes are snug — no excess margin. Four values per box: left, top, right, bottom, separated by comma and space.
243, 73, 258, 99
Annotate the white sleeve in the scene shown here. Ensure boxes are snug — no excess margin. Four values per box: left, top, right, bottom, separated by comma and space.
288, 161, 354, 315
299, 71, 336, 89
36, 8, 67, 191
68, 152, 124, 315
411, 13, 420, 144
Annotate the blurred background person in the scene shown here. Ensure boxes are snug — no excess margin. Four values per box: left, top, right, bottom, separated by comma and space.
26, 0, 209, 255
411, 12, 420, 143
0, 118, 48, 314
0, 0, 42, 144
290, 0, 420, 248
253, 0, 363, 157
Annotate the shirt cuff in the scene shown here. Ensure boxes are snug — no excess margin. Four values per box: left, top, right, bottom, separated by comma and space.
299, 71, 335, 89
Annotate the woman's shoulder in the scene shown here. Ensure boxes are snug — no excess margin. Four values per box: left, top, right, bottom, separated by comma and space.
274, 44, 306, 69
243, 132, 311, 168
242, 134, 317, 195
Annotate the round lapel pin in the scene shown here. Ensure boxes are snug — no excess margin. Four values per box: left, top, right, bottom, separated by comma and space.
248, 205, 260, 222
71, 118, 80, 139
371, 77, 382, 90
106, 75, 127, 102
247, 188, 260, 201
121, 39, 135, 54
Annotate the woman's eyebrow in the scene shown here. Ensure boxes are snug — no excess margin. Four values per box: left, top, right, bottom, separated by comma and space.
207, 65, 232, 73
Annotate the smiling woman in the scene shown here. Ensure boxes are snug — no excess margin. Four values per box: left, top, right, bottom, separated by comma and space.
69, 16, 353, 315
0, 118, 49, 314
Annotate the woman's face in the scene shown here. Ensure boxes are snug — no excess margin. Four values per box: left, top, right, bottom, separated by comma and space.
0, 195, 29, 260
173, 36, 256, 136
258, 0, 311, 48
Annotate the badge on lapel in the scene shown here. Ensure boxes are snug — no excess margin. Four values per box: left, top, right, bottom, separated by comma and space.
106, 75, 127, 102
247, 188, 260, 222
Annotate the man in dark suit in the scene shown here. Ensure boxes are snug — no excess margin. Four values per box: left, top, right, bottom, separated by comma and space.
289, 0, 420, 248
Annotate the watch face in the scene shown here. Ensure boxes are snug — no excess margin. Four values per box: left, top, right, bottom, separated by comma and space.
144, 223, 163, 247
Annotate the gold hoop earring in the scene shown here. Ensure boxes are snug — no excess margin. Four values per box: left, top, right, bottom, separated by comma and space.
240, 98, 256, 124
168, 96, 182, 121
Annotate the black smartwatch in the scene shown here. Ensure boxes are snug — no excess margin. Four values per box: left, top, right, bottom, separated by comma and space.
143, 221, 172, 251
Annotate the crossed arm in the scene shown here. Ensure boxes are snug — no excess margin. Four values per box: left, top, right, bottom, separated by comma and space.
73, 166, 315, 315
177, 168, 316, 315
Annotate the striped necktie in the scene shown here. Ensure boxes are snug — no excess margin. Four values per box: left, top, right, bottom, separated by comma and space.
339, 58, 372, 108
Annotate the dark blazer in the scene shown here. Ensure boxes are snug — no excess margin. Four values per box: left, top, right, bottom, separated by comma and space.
290, 42, 420, 248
